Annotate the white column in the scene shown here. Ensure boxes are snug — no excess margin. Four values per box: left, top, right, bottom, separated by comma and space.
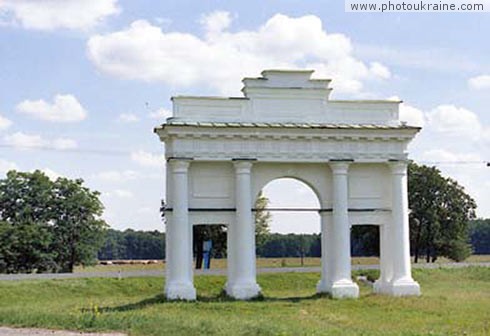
327, 162, 359, 298
387, 161, 420, 296
317, 212, 333, 293
374, 223, 393, 294
165, 159, 196, 300
227, 160, 261, 299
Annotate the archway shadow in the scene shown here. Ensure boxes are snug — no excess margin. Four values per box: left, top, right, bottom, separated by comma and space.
95, 292, 333, 313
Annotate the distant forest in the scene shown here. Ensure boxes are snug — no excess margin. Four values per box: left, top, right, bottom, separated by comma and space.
98, 219, 489, 260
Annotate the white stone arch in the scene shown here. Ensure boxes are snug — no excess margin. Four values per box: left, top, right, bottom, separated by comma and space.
156, 69, 421, 301
252, 163, 329, 208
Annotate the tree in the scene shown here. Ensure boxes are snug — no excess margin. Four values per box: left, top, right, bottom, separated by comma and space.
0, 221, 54, 273
193, 225, 226, 269
351, 225, 379, 257
0, 170, 53, 223
0, 170, 107, 273
408, 162, 476, 263
254, 191, 272, 250
469, 219, 490, 255
50, 177, 107, 272
98, 229, 166, 260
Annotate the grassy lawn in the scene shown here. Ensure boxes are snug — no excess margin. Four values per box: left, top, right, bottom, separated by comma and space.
74, 255, 490, 273
0, 267, 489, 335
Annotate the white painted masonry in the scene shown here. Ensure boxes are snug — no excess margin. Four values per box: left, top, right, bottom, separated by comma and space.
155, 69, 421, 300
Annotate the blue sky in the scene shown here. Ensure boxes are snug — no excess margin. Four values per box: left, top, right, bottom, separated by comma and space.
0, 0, 489, 233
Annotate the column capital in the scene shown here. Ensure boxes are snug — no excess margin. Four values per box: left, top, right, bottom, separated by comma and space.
388, 160, 408, 175
233, 159, 255, 172
329, 161, 351, 175
168, 158, 192, 172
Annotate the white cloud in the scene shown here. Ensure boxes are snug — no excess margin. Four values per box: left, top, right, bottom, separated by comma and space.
400, 103, 425, 127
131, 150, 165, 167
369, 62, 391, 79
427, 105, 482, 139
148, 108, 172, 120
357, 44, 481, 73
0, 0, 120, 31
387, 96, 425, 128
4, 132, 78, 150
93, 170, 140, 182
0, 159, 18, 174
118, 113, 140, 123
468, 74, 490, 90
136, 206, 153, 214
4, 132, 48, 149
87, 13, 391, 95
0, 114, 12, 130
200, 11, 232, 36
17, 94, 87, 122
420, 149, 481, 163
105, 189, 134, 198
51, 138, 78, 150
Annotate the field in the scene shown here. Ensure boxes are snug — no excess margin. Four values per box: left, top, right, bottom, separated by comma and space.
0, 267, 489, 335
74, 255, 490, 273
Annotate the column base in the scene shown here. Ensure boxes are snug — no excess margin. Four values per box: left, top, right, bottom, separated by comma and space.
382, 278, 421, 296
317, 279, 359, 299
165, 281, 197, 301
373, 279, 391, 294
316, 279, 331, 294
226, 282, 261, 300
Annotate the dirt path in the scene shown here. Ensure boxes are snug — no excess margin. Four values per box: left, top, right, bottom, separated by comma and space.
0, 327, 126, 336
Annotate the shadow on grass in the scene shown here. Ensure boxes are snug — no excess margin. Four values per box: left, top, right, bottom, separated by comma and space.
95, 292, 333, 313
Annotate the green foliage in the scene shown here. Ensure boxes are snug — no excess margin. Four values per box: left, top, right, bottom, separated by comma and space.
257, 233, 320, 258
408, 162, 477, 263
50, 177, 107, 272
0, 221, 54, 273
254, 191, 272, 250
0, 170, 107, 273
193, 225, 227, 268
351, 225, 379, 256
98, 229, 166, 260
469, 219, 490, 254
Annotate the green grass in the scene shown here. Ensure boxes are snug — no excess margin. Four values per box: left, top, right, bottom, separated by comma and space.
1, 267, 489, 335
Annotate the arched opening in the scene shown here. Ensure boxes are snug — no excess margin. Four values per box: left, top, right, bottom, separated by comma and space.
351, 225, 380, 266
256, 178, 322, 267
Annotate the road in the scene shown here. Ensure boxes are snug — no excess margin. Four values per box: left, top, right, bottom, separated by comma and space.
0, 262, 488, 281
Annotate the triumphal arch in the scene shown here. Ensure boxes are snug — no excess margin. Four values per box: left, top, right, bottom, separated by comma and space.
155, 70, 421, 300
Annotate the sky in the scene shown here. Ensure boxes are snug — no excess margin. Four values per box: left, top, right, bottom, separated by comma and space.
0, 0, 489, 234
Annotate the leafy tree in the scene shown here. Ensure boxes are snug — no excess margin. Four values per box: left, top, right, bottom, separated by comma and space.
254, 191, 272, 250
193, 225, 226, 269
98, 229, 127, 260
50, 177, 107, 272
0, 221, 54, 273
469, 219, 490, 254
351, 225, 379, 256
0, 170, 53, 223
0, 170, 107, 273
408, 162, 476, 262
257, 233, 317, 258
308, 234, 321, 257
98, 229, 165, 260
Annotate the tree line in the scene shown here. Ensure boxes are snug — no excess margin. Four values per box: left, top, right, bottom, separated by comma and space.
97, 220, 489, 261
